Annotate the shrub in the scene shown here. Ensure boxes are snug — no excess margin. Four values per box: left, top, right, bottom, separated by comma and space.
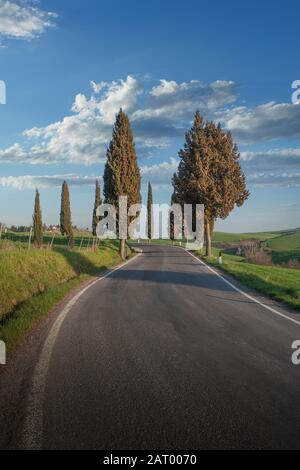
242, 241, 273, 266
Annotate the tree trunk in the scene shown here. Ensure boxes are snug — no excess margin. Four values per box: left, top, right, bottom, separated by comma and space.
119, 239, 126, 260
205, 221, 212, 257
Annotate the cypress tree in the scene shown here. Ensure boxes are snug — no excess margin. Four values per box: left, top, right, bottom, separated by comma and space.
204, 121, 249, 252
60, 180, 74, 246
33, 188, 43, 247
205, 122, 249, 215
103, 109, 141, 259
172, 111, 213, 253
172, 111, 249, 256
92, 179, 102, 237
147, 181, 153, 240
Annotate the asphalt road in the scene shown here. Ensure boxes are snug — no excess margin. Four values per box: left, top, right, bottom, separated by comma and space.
4, 245, 300, 449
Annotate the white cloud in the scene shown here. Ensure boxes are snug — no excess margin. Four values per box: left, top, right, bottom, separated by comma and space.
247, 171, 300, 187
0, 143, 26, 162
222, 102, 300, 144
0, 155, 179, 191
90, 80, 106, 94
239, 147, 300, 187
1, 74, 300, 190
241, 147, 300, 170
98, 76, 142, 124
241, 148, 300, 162
0, 76, 238, 166
141, 157, 178, 185
21, 76, 143, 165
132, 79, 237, 123
0, 0, 56, 43
0, 174, 100, 190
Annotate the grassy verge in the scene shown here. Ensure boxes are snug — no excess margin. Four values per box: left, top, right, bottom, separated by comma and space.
0, 240, 128, 355
201, 248, 300, 311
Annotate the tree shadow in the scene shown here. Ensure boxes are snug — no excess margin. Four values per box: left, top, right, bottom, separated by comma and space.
107, 268, 235, 291
53, 243, 119, 277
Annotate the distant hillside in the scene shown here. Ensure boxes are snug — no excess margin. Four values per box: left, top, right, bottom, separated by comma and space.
266, 229, 300, 251
213, 228, 300, 264
212, 231, 279, 243
265, 229, 300, 263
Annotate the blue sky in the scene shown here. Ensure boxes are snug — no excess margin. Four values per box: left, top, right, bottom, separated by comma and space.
0, 0, 299, 231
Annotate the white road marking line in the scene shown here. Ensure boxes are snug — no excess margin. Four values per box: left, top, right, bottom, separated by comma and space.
183, 248, 300, 327
20, 253, 141, 450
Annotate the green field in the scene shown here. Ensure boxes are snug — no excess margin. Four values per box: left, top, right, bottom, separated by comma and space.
213, 228, 300, 265
264, 230, 300, 264
1, 230, 94, 248
212, 231, 279, 243
0, 240, 127, 354
205, 248, 300, 311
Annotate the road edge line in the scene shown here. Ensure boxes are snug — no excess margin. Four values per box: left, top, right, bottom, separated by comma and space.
182, 248, 300, 327
20, 252, 141, 449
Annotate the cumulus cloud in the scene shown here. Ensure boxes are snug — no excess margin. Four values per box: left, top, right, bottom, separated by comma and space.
0, 143, 26, 163
222, 102, 300, 144
241, 147, 300, 171
132, 79, 237, 122
1, 74, 300, 191
139, 147, 300, 189
141, 158, 178, 185
0, 153, 178, 190
0, 76, 238, 166
247, 171, 300, 187
0, 156, 180, 190
140, 151, 300, 188
239, 147, 300, 187
131, 80, 238, 144
0, 174, 101, 190
0, 0, 57, 43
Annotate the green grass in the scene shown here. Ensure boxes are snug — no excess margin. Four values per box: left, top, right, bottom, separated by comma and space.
266, 230, 300, 251
212, 231, 280, 243
204, 248, 300, 311
0, 276, 88, 356
264, 230, 300, 264
0, 240, 127, 355
212, 228, 300, 265
2, 230, 95, 248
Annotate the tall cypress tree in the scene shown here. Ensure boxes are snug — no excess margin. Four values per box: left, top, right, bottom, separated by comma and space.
204, 121, 249, 253
172, 111, 249, 256
92, 179, 101, 237
33, 188, 43, 247
147, 181, 153, 240
103, 109, 141, 259
172, 111, 213, 253
60, 180, 74, 246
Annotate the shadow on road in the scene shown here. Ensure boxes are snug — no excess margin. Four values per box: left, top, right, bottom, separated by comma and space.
108, 268, 234, 291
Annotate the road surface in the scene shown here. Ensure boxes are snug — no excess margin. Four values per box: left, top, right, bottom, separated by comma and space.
2, 245, 300, 449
